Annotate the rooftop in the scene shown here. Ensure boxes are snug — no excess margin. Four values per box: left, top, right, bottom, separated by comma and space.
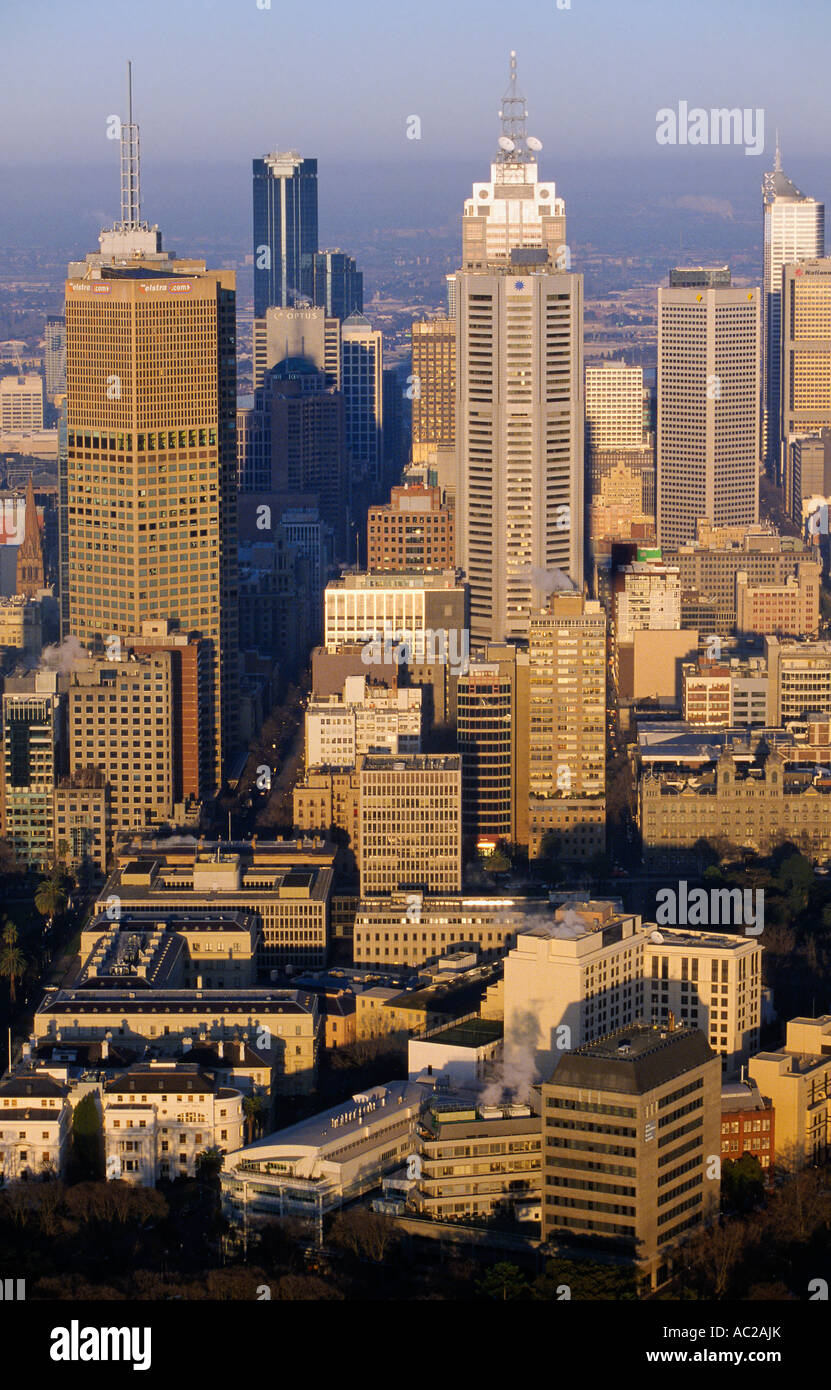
547, 1024, 715, 1094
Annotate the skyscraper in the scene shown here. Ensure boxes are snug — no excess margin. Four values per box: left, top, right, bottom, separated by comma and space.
0, 671, 65, 871
341, 311, 383, 491
762, 142, 824, 474
411, 317, 456, 463
253, 152, 318, 314
527, 593, 606, 860
456, 250, 584, 642
657, 271, 759, 546
312, 250, 363, 320
462, 52, 566, 271
64, 70, 238, 786
44, 315, 66, 399
780, 258, 831, 517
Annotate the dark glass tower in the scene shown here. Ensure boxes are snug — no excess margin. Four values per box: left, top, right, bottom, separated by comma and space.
253, 152, 318, 314
312, 250, 363, 320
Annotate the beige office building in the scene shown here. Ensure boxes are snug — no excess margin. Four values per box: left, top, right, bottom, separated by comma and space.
766, 636, 831, 723
99, 839, 335, 971
750, 1015, 831, 1165
658, 278, 760, 545
359, 753, 461, 896
543, 1025, 721, 1288
527, 594, 605, 860
644, 928, 761, 1077
411, 319, 456, 462
456, 255, 583, 643
0, 374, 44, 432
586, 363, 645, 451
353, 891, 544, 968
412, 1096, 541, 1221
781, 259, 831, 511
664, 533, 818, 635
253, 304, 341, 391
293, 766, 361, 872
68, 652, 174, 846
735, 563, 819, 638
65, 258, 238, 786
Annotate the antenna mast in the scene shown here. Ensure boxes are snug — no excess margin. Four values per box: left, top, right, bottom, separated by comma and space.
120, 60, 142, 229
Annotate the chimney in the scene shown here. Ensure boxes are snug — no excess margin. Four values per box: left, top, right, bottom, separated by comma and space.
182, 1035, 193, 1053
217, 1040, 224, 1060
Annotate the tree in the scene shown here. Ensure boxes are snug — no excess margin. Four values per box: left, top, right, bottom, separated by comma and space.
0, 920, 26, 1006
67, 1093, 104, 1183
475, 1261, 530, 1300
195, 1147, 224, 1183
34, 876, 66, 928
721, 1154, 765, 1214
242, 1094, 267, 1143
329, 1208, 400, 1264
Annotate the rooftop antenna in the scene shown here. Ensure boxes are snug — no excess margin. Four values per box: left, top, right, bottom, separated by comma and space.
496, 51, 530, 163
120, 60, 143, 230
774, 129, 782, 172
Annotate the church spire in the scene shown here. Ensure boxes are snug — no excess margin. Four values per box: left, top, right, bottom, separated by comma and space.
16, 476, 44, 598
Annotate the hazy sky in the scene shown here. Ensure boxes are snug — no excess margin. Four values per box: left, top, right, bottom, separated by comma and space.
1, 0, 829, 168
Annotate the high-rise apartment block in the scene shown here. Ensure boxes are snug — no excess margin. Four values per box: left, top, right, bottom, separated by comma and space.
766, 635, 831, 723
367, 485, 454, 573
252, 152, 318, 314
762, 148, 824, 472
359, 753, 462, 896
126, 619, 213, 806
527, 594, 605, 860
658, 274, 760, 545
456, 253, 584, 642
542, 1025, 721, 1288
613, 561, 681, 646
736, 562, 819, 638
411, 318, 456, 463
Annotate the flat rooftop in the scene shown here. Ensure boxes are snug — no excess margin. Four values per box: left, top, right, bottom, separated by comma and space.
424, 1018, 503, 1049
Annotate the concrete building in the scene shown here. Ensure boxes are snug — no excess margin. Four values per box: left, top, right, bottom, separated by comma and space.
456, 250, 583, 643
457, 644, 529, 848
658, 276, 760, 546
367, 484, 454, 574
735, 562, 819, 638
502, 901, 649, 1082
359, 753, 462, 896
682, 656, 770, 727
1, 669, 65, 870
411, 319, 456, 463
323, 570, 467, 660
528, 594, 606, 860
252, 304, 341, 392
103, 1063, 245, 1184
44, 315, 66, 399
542, 1024, 721, 1288
781, 258, 831, 508
766, 636, 831, 723
762, 149, 824, 472
613, 561, 681, 646
293, 766, 361, 874
412, 1094, 541, 1221
54, 772, 108, 877
0, 593, 43, 659
305, 676, 422, 768
749, 1015, 831, 1166
99, 839, 336, 972
126, 619, 213, 807
67, 652, 174, 848
407, 1017, 503, 1089
644, 928, 761, 1077
220, 1081, 425, 1225
353, 891, 548, 968
312, 249, 362, 322
80, 909, 260, 989
586, 363, 646, 452
0, 374, 44, 432
616, 629, 699, 712
664, 533, 818, 635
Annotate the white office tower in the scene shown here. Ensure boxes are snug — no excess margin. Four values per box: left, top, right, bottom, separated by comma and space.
586, 363, 645, 451
462, 52, 566, 271
657, 274, 760, 547
456, 55, 582, 644
762, 141, 824, 474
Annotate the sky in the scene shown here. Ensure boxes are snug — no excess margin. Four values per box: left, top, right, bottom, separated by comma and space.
0, 0, 828, 260
1, 0, 828, 167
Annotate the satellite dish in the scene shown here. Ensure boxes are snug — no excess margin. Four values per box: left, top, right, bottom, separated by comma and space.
650, 930, 664, 943
498, 136, 515, 152
526, 135, 543, 151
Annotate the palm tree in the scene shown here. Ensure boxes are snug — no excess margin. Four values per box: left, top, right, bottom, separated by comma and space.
34, 876, 65, 929
242, 1093, 266, 1143
0, 921, 26, 1006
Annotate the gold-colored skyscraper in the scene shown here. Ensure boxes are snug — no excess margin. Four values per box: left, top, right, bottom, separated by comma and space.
64, 262, 238, 786
411, 317, 456, 463
62, 66, 238, 788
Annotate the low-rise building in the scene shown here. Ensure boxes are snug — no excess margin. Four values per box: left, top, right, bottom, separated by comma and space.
102, 1063, 245, 1185
353, 892, 542, 969
0, 1071, 71, 1180
720, 1080, 774, 1173
411, 1094, 541, 1221
749, 1015, 831, 1166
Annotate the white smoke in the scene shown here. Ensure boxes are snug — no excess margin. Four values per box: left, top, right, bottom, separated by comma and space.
520, 566, 577, 596
39, 635, 87, 674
